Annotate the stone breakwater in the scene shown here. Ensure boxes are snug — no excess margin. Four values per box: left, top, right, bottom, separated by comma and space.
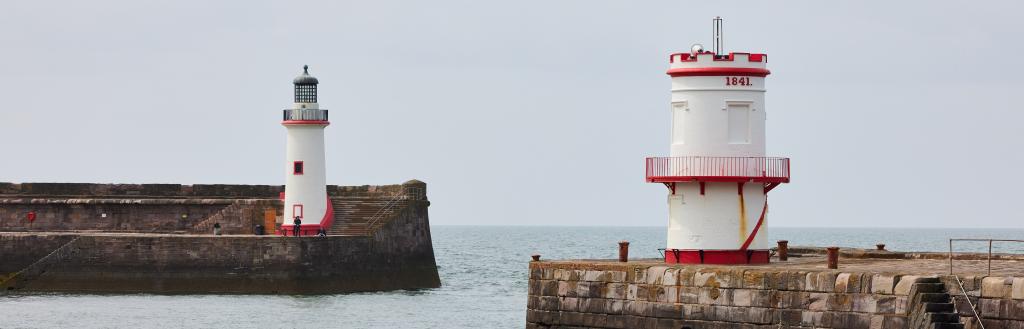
526, 250, 1024, 329
0, 181, 440, 294
0, 198, 438, 294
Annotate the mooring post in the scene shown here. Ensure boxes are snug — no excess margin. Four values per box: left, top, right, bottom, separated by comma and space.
777, 240, 789, 261
826, 247, 840, 269
618, 241, 630, 262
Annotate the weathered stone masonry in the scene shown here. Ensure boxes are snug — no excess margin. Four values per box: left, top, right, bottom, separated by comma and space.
0, 182, 440, 294
0, 198, 438, 294
527, 259, 1024, 329
0, 182, 413, 234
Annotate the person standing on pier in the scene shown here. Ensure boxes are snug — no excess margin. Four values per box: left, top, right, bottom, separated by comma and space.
292, 216, 302, 237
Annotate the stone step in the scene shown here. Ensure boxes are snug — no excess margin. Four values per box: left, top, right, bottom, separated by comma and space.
325, 197, 411, 236
332, 213, 378, 217
915, 283, 948, 293
924, 302, 955, 313
926, 313, 960, 323
931, 322, 964, 329
328, 230, 368, 236
918, 293, 952, 304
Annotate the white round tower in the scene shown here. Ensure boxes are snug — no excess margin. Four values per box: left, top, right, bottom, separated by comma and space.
280, 65, 332, 236
646, 18, 790, 264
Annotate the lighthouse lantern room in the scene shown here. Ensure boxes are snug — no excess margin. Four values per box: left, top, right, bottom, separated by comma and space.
280, 65, 332, 236
646, 18, 790, 264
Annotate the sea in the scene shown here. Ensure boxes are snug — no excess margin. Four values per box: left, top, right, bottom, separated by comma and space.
1, 226, 1022, 329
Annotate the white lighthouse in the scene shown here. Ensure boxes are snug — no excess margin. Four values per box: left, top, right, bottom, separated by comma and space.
646, 18, 790, 264
280, 65, 332, 236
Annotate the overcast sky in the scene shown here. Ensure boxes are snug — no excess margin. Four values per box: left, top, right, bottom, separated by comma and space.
2, 1, 1022, 228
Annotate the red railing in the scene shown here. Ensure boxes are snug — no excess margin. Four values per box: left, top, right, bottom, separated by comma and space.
645, 156, 790, 183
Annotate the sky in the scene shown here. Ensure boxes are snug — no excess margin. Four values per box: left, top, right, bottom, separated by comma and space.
1, 1, 1022, 228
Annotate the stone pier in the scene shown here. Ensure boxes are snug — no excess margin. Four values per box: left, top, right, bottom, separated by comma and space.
526, 248, 1024, 329
0, 182, 441, 294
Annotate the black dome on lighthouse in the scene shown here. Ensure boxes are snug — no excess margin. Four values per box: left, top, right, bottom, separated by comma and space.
292, 65, 319, 103
293, 65, 319, 85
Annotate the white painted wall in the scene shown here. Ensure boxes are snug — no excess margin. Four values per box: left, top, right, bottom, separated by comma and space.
665, 52, 771, 251
283, 105, 328, 225
666, 182, 769, 250
668, 79, 765, 156
292, 102, 320, 110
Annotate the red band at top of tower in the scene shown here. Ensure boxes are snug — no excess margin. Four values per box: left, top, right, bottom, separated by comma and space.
667, 52, 770, 77
669, 52, 767, 64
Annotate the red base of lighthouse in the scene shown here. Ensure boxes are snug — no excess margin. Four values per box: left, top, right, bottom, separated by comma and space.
664, 249, 770, 265
276, 196, 334, 236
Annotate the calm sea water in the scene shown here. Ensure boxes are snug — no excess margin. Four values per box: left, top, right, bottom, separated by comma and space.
1, 226, 1022, 328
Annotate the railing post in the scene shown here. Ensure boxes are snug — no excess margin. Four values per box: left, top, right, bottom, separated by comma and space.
949, 239, 953, 275
988, 239, 993, 277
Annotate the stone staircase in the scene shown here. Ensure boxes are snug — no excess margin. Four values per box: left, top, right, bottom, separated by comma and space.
189, 203, 241, 234
908, 277, 964, 329
327, 197, 409, 236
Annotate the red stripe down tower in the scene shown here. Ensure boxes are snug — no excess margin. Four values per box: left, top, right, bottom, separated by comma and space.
646, 18, 790, 264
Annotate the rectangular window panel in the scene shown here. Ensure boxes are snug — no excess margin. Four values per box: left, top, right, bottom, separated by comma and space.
293, 161, 304, 175
668, 194, 682, 229
671, 103, 686, 144
727, 104, 750, 144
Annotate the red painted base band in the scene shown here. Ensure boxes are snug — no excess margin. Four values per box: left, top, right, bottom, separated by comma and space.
277, 197, 334, 236
664, 249, 770, 264
319, 196, 334, 231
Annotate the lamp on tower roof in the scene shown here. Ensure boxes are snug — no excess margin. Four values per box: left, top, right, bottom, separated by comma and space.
293, 65, 319, 104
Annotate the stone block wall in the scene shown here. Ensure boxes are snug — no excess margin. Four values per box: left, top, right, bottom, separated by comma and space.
0, 191, 439, 294
527, 262, 1024, 329
0, 182, 415, 199
0, 199, 234, 233
947, 275, 1024, 328
0, 182, 417, 234
0, 199, 285, 235
0, 183, 283, 198
0, 233, 78, 281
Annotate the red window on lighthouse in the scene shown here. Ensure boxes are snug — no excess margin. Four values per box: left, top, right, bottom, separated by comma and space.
293, 161, 304, 175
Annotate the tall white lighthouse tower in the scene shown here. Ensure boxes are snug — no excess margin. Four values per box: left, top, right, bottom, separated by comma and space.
646, 18, 790, 264
280, 65, 332, 236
